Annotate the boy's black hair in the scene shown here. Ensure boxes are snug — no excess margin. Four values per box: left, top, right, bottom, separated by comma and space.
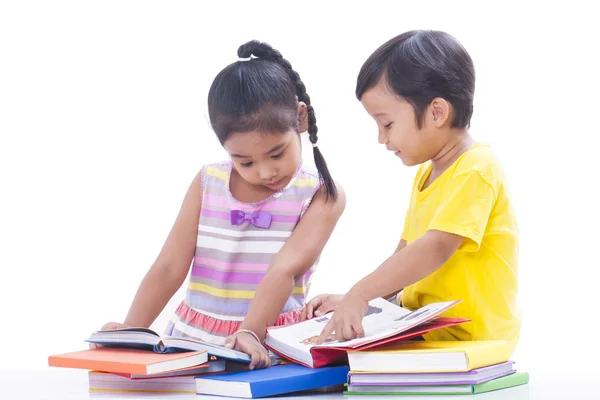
356, 30, 475, 129
208, 40, 337, 200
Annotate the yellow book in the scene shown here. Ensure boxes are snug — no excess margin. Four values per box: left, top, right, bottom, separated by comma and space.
347, 340, 511, 373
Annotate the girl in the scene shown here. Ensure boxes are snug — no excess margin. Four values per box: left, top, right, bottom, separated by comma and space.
304, 30, 521, 358
99, 40, 345, 370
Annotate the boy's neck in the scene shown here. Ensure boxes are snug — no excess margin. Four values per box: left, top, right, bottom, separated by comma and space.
430, 129, 474, 174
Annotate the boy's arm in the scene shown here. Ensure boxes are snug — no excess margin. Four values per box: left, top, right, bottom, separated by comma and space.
348, 231, 461, 302
317, 170, 498, 343
121, 171, 202, 328
352, 168, 498, 301
395, 239, 407, 252
238, 184, 346, 341
300, 237, 407, 320
381, 239, 407, 300
316, 230, 462, 343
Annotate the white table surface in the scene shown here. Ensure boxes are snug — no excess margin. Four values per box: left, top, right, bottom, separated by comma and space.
0, 369, 593, 400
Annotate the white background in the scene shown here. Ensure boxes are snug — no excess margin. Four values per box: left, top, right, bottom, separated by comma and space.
1, 0, 599, 395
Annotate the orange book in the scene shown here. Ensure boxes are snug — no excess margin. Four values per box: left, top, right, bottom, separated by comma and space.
48, 348, 207, 375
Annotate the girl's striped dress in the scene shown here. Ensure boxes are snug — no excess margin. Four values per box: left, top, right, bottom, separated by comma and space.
164, 161, 322, 345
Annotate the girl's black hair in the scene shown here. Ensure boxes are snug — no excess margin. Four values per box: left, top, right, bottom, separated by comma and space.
208, 40, 337, 201
356, 30, 475, 129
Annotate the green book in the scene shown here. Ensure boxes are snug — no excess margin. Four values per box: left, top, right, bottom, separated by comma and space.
344, 372, 529, 395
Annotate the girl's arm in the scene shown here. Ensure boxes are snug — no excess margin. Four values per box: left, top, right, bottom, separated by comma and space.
121, 171, 202, 328
238, 184, 346, 340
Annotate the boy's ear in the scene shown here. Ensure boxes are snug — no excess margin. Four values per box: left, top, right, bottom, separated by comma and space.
428, 97, 451, 128
297, 102, 308, 133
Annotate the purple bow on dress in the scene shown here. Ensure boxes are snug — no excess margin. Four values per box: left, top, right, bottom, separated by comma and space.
230, 210, 273, 229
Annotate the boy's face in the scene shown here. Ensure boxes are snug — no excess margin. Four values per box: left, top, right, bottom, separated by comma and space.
360, 79, 446, 166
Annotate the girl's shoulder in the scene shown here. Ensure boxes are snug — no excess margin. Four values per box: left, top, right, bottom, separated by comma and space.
280, 163, 322, 200
294, 163, 321, 186
201, 160, 232, 175
196, 161, 232, 199
199, 160, 231, 183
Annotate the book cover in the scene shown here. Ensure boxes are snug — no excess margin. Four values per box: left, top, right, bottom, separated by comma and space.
347, 340, 513, 373
111, 359, 226, 379
348, 361, 516, 385
473, 372, 529, 394
48, 348, 207, 375
345, 372, 529, 395
195, 363, 350, 398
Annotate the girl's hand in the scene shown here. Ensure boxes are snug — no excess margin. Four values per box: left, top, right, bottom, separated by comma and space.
300, 294, 344, 321
89, 322, 130, 349
225, 332, 271, 370
317, 294, 369, 344
100, 321, 129, 331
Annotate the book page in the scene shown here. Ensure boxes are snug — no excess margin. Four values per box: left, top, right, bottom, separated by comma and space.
162, 336, 252, 362
93, 327, 160, 335
87, 327, 162, 347
267, 298, 458, 354
267, 298, 407, 353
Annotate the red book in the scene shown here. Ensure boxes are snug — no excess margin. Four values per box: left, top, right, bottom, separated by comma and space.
265, 298, 468, 368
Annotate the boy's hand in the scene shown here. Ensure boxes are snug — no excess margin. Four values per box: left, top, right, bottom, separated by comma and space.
317, 294, 369, 344
225, 332, 271, 370
300, 294, 344, 321
89, 322, 129, 348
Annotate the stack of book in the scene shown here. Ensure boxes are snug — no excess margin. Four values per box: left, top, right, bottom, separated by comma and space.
47, 327, 349, 396
87, 362, 225, 394
262, 299, 528, 397
49, 347, 228, 394
343, 340, 529, 396
48, 298, 529, 397
48, 327, 254, 394
49, 345, 350, 396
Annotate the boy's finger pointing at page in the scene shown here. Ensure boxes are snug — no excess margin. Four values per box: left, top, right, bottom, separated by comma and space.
317, 318, 335, 344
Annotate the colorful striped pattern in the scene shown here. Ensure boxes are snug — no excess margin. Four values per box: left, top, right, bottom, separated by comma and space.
165, 161, 322, 345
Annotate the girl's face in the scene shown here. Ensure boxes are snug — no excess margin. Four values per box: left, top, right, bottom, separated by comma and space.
360, 79, 447, 166
224, 129, 302, 192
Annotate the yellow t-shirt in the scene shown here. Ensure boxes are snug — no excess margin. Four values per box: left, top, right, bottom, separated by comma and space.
400, 143, 521, 355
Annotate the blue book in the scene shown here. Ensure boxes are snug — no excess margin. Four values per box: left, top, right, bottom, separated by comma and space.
194, 364, 350, 398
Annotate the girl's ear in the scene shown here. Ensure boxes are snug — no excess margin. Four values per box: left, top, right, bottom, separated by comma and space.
297, 102, 308, 133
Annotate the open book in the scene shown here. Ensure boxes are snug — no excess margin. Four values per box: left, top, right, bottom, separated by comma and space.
86, 328, 251, 363
264, 298, 467, 368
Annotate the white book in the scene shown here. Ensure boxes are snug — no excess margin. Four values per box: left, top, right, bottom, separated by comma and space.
265, 298, 462, 368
